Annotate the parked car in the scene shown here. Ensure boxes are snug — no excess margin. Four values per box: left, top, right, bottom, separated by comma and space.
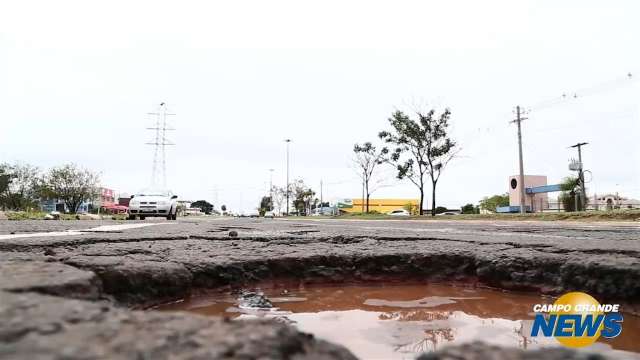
436, 211, 460, 216
128, 189, 178, 220
388, 209, 410, 217
248, 210, 260, 218
264, 211, 275, 218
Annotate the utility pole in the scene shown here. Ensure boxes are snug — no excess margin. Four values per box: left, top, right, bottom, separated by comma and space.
268, 169, 274, 211
510, 106, 527, 214
361, 178, 365, 213
320, 179, 323, 214
570, 142, 589, 211
284, 139, 292, 216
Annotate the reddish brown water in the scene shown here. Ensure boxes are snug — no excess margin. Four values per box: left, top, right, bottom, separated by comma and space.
155, 283, 640, 359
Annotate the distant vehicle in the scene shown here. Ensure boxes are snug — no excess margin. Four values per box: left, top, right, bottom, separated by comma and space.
388, 209, 410, 217
184, 207, 204, 216
437, 211, 460, 216
264, 211, 275, 218
128, 189, 178, 220
248, 210, 260, 218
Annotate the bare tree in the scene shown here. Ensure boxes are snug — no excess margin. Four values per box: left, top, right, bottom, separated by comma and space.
379, 109, 458, 216
271, 185, 286, 216
352, 142, 388, 212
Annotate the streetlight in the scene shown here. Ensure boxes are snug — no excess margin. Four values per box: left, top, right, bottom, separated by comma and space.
284, 139, 292, 216
268, 168, 274, 211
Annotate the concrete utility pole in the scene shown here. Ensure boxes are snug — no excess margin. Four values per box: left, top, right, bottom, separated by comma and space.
570, 142, 589, 211
268, 169, 274, 199
320, 179, 323, 213
510, 106, 527, 214
284, 139, 292, 216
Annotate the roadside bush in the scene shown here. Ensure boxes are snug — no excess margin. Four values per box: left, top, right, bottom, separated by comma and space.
6, 211, 47, 220
435, 206, 448, 214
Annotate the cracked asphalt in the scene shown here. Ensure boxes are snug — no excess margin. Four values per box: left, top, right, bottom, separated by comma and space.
1, 217, 638, 359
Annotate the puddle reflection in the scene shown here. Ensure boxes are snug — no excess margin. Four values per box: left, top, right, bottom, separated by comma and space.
156, 283, 640, 359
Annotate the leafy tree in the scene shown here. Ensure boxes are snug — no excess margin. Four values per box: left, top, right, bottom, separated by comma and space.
191, 200, 214, 214
403, 202, 418, 215
221, 204, 227, 212
559, 176, 580, 211
353, 142, 389, 212
379, 109, 458, 216
0, 163, 41, 211
461, 203, 478, 214
0, 165, 10, 196
290, 179, 315, 215
42, 164, 100, 213
479, 193, 509, 212
435, 206, 448, 214
259, 196, 273, 213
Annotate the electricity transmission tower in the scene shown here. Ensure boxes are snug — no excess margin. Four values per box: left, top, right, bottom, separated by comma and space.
146, 102, 175, 188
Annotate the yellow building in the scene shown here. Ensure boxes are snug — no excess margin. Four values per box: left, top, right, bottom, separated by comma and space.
338, 198, 420, 214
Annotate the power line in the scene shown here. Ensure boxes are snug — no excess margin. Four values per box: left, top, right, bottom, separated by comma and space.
529, 72, 635, 112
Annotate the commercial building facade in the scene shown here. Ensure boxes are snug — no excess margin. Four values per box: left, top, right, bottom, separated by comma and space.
338, 198, 420, 214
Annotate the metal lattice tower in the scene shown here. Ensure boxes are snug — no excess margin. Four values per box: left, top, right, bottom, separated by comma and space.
146, 102, 175, 188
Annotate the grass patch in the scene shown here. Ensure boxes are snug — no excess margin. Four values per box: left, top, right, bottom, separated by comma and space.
6, 211, 102, 221
332, 210, 640, 222
6, 211, 48, 220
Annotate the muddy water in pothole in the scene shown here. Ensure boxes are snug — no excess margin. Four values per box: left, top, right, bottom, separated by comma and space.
156, 283, 640, 359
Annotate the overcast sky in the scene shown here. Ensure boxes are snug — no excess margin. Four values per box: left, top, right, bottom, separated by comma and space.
1, 0, 638, 212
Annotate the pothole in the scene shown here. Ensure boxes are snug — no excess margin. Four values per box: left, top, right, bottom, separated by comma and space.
154, 282, 640, 359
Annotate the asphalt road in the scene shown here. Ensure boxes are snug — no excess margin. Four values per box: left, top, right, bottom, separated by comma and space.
1, 216, 638, 252
1, 217, 639, 359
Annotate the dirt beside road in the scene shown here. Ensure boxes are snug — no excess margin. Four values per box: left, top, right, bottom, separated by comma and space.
0, 217, 638, 359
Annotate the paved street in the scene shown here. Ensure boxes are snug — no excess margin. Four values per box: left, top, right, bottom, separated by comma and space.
1, 217, 639, 359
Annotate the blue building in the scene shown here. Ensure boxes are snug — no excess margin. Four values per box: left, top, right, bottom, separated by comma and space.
40, 199, 90, 213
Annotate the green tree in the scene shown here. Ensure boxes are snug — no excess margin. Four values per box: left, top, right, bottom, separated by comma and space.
43, 164, 100, 213
403, 202, 418, 215
379, 109, 458, 216
559, 176, 580, 212
435, 206, 448, 214
259, 196, 273, 213
290, 179, 315, 216
191, 200, 214, 214
461, 203, 478, 214
0, 163, 41, 211
353, 142, 389, 212
479, 193, 509, 212
0, 165, 10, 196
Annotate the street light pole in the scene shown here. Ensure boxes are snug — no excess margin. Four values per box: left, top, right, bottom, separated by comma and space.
284, 139, 292, 216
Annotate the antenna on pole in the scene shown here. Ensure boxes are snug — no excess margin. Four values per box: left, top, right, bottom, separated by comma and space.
146, 102, 175, 188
